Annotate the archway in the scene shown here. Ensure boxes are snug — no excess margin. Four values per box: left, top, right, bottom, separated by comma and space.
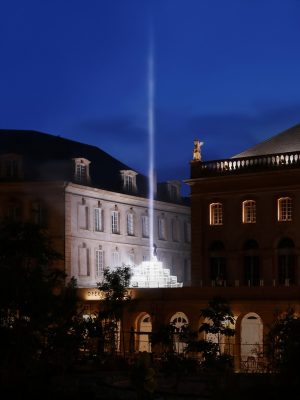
240, 312, 263, 364
137, 313, 152, 352
170, 311, 189, 353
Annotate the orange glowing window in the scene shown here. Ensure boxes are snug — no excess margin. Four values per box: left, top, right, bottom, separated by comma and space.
210, 203, 223, 225
278, 197, 292, 221
242, 200, 256, 224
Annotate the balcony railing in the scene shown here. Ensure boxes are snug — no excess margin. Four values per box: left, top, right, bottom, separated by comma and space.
191, 150, 300, 178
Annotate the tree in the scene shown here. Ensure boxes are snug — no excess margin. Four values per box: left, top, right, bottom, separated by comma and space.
266, 307, 300, 384
0, 220, 82, 390
185, 296, 235, 372
97, 265, 132, 357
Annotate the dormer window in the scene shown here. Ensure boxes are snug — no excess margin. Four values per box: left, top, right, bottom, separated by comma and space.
120, 170, 137, 194
73, 158, 91, 185
0, 154, 23, 180
167, 180, 180, 201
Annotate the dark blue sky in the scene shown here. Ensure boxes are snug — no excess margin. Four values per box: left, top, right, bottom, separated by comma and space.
1, 0, 300, 195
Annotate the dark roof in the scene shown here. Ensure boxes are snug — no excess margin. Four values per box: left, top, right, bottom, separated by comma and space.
0, 129, 149, 195
232, 123, 300, 158
0, 129, 188, 204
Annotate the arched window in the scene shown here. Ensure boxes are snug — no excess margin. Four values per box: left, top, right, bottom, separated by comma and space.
170, 312, 189, 354
277, 197, 292, 221
277, 238, 295, 285
209, 241, 226, 286
240, 313, 263, 370
137, 313, 152, 352
242, 200, 256, 224
244, 240, 260, 286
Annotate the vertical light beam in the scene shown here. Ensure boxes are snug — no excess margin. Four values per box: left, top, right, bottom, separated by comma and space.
148, 30, 155, 259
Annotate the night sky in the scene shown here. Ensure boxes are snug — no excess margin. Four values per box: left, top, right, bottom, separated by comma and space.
1, 0, 300, 196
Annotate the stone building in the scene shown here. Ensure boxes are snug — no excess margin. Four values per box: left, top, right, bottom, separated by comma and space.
117, 123, 300, 370
0, 130, 191, 293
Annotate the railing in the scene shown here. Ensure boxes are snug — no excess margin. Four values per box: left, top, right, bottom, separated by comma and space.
191, 150, 300, 177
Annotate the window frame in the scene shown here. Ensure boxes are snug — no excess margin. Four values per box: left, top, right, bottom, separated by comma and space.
242, 200, 256, 224
111, 210, 120, 234
277, 197, 292, 222
209, 202, 223, 226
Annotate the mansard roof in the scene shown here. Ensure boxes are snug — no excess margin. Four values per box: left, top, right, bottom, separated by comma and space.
232, 123, 300, 158
0, 129, 149, 195
0, 129, 188, 204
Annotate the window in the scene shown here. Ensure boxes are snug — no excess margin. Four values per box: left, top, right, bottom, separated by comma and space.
171, 218, 179, 242
184, 221, 191, 243
0, 154, 22, 179
278, 238, 295, 285
112, 249, 120, 267
158, 216, 166, 240
73, 158, 91, 185
78, 204, 89, 230
209, 241, 226, 286
79, 244, 89, 276
94, 207, 103, 232
95, 249, 104, 278
125, 175, 134, 192
170, 184, 179, 201
111, 209, 120, 234
242, 200, 256, 224
7, 201, 22, 221
142, 214, 149, 238
120, 170, 138, 193
210, 203, 223, 225
278, 197, 292, 221
31, 202, 46, 226
243, 240, 260, 286
127, 211, 134, 236
128, 249, 135, 266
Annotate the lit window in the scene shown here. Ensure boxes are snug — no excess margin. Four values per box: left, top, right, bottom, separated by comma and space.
111, 209, 120, 234
142, 215, 149, 238
127, 212, 134, 236
210, 203, 223, 225
278, 197, 292, 221
158, 216, 166, 240
94, 207, 103, 232
242, 200, 256, 224
95, 249, 104, 278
